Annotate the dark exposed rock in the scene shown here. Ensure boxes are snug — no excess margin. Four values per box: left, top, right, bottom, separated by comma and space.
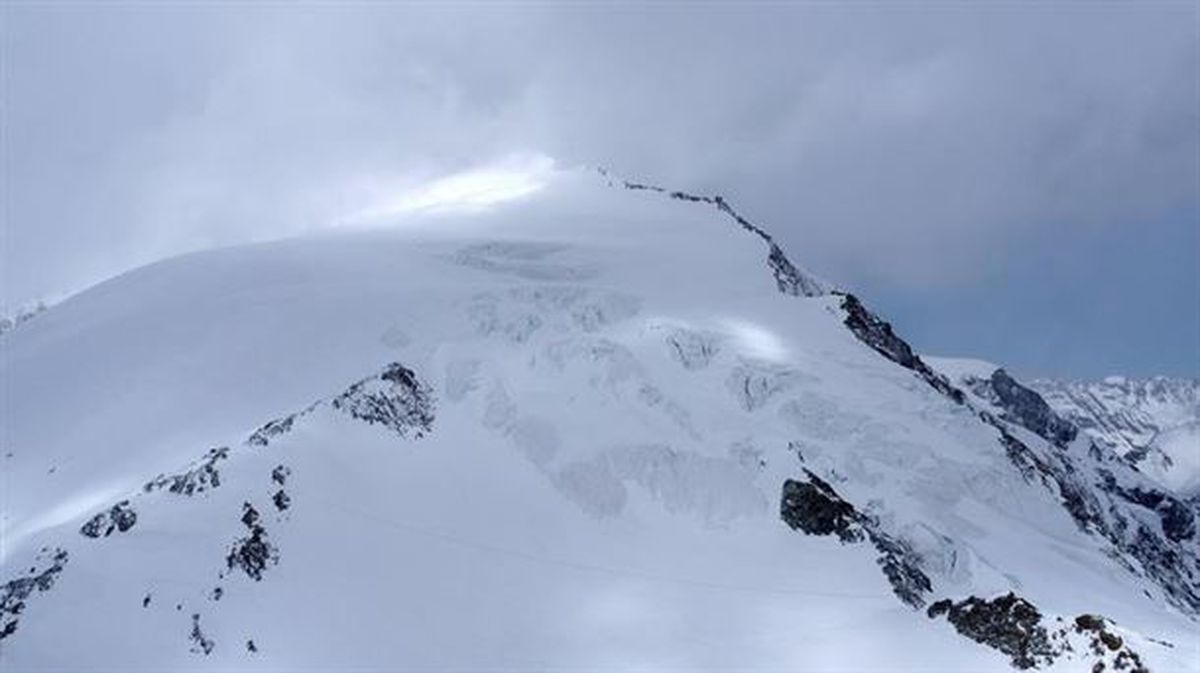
144, 447, 229, 496
272, 490, 290, 512
80, 500, 138, 538
189, 613, 214, 655
271, 464, 291, 486
241, 504, 259, 528
927, 593, 1057, 669
781, 472, 931, 608
1073, 614, 1148, 673
839, 294, 918, 368
872, 533, 934, 610
142, 593, 151, 608
1103, 477, 1196, 543
989, 369, 1077, 448
246, 639, 258, 653
248, 414, 296, 447
781, 472, 864, 543
929, 596, 1151, 671
999, 431, 1055, 488
1157, 499, 1196, 542
838, 294, 965, 405
226, 503, 278, 582
1, 548, 68, 642
331, 363, 435, 439
767, 243, 827, 297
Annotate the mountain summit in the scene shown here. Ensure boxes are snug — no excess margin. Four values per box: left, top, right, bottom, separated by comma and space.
1, 168, 1195, 671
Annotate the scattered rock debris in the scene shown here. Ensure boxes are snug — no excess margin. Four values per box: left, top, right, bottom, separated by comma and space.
189, 613, 215, 655
0, 548, 68, 641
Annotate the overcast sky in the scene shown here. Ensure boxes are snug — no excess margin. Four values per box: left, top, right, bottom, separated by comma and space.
3, 2, 1197, 378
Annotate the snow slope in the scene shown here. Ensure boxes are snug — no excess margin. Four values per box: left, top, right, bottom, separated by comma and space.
1, 169, 1196, 671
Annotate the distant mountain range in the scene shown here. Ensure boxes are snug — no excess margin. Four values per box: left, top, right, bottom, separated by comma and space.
1032, 376, 1199, 497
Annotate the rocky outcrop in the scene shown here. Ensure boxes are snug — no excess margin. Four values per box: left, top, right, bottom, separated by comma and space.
781, 471, 931, 608
331, 363, 435, 439
988, 370, 1077, 448
80, 500, 137, 538
781, 473, 864, 543
144, 447, 229, 496
0, 548, 67, 642
927, 595, 1149, 672
838, 294, 965, 404
1073, 614, 1149, 672
248, 413, 299, 447
927, 593, 1057, 669
225, 503, 277, 582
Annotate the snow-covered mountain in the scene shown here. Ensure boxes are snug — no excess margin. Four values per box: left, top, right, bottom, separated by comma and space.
1, 168, 1196, 671
1028, 377, 1199, 497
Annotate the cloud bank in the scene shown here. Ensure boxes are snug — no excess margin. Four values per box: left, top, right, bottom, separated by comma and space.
4, 3, 1197, 376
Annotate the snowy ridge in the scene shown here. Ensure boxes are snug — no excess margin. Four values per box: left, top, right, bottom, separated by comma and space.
0, 168, 1195, 670
2, 360, 434, 647
606, 170, 835, 298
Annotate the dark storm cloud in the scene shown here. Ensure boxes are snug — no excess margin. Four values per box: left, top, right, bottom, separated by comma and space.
3, 3, 1197, 376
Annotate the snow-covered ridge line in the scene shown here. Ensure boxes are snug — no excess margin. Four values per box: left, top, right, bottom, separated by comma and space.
600, 169, 833, 298
0, 361, 436, 648
595, 171, 968, 407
